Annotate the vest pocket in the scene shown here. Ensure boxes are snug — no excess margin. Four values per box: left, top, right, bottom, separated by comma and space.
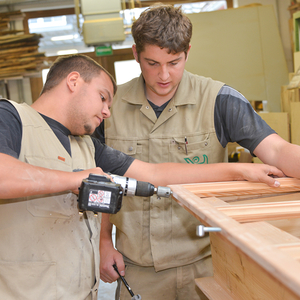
169, 135, 211, 164
106, 139, 142, 156
0, 261, 56, 299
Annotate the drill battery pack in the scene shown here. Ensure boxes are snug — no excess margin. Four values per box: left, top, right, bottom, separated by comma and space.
78, 174, 123, 214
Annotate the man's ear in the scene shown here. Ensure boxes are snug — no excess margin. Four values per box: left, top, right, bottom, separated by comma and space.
185, 44, 192, 61
66, 71, 80, 92
132, 44, 139, 63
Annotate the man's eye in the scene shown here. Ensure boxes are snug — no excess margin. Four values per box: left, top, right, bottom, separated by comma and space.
100, 94, 105, 101
148, 62, 156, 66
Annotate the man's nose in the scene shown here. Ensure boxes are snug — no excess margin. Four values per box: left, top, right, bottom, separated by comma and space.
159, 65, 169, 81
102, 103, 111, 119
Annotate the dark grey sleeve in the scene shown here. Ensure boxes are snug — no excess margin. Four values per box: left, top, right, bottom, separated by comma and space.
92, 137, 134, 176
214, 85, 276, 154
0, 100, 22, 158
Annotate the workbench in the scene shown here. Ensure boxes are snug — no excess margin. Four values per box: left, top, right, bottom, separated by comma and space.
169, 178, 300, 300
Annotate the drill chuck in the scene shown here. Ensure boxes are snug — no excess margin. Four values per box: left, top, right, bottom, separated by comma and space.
155, 186, 172, 198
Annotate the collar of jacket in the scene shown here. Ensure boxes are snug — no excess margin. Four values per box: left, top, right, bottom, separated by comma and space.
121, 70, 197, 107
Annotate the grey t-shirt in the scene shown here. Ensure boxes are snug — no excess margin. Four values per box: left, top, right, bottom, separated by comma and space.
214, 85, 275, 154
0, 100, 134, 176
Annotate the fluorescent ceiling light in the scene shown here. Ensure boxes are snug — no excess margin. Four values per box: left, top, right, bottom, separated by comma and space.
51, 34, 77, 41
57, 49, 78, 55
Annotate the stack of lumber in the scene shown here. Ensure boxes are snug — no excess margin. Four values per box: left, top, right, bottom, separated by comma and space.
0, 10, 50, 79
170, 178, 300, 300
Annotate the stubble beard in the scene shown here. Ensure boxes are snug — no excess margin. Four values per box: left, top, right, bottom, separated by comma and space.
83, 123, 93, 135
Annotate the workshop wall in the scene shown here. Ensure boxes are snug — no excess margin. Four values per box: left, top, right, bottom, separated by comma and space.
236, 0, 293, 73
185, 5, 289, 112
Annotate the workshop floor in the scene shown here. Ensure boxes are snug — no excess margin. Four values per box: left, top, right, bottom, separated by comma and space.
98, 226, 117, 300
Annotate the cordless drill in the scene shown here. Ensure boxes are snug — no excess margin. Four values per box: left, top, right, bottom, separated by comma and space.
78, 173, 172, 214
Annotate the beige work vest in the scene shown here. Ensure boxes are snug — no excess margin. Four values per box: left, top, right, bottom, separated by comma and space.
0, 101, 99, 300
105, 71, 226, 271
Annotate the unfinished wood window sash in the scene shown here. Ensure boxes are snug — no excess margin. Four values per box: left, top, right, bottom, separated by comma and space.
169, 183, 300, 298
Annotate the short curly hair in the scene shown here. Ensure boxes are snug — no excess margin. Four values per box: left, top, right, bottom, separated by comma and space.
132, 4, 192, 57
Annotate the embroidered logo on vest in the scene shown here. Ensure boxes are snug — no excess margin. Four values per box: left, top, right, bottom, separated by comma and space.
184, 155, 208, 164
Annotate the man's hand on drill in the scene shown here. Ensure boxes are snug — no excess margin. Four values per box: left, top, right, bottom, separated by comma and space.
71, 168, 111, 195
100, 239, 125, 283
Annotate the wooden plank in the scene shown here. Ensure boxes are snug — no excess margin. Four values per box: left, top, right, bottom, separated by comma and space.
268, 218, 300, 239
0, 33, 39, 43
179, 177, 300, 198
195, 277, 233, 300
218, 200, 300, 222
226, 191, 300, 204
276, 243, 300, 261
241, 221, 300, 244
201, 197, 230, 207
211, 228, 300, 300
0, 46, 39, 55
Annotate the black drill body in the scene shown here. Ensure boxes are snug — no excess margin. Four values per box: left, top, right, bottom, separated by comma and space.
78, 173, 171, 214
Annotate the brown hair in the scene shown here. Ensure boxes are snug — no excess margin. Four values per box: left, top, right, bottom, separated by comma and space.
40, 54, 117, 95
132, 4, 192, 57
